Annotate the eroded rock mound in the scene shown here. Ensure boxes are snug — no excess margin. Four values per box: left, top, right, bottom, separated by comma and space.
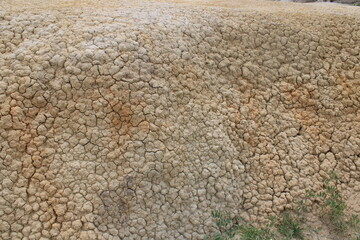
0, 0, 360, 239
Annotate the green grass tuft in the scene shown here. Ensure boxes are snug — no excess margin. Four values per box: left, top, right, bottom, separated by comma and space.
205, 172, 359, 240
276, 211, 304, 240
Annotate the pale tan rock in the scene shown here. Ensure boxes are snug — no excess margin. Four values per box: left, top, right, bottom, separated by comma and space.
31, 95, 47, 108
71, 219, 82, 230
53, 204, 67, 216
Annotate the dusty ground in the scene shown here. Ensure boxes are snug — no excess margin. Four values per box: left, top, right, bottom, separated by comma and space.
2, 0, 360, 14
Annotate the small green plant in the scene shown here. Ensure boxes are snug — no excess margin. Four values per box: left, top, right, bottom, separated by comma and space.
237, 219, 276, 240
306, 172, 346, 231
306, 172, 360, 234
296, 199, 309, 214
349, 214, 360, 228
205, 211, 276, 240
206, 172, 359, 240
207, 210, 306, 240
237, 225, 272, 240
276, 211, 304, 240
205, 210, 239, 240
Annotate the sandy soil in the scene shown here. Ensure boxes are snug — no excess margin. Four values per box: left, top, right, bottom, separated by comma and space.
1, 0, 360, 15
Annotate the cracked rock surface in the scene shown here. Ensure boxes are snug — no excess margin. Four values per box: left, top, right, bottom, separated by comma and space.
0, 0, 360, 239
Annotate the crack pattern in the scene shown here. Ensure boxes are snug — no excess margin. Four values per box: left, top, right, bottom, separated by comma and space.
0, 0, 360, 239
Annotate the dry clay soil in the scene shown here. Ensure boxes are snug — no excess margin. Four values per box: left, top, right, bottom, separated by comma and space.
0, 0, 360, 239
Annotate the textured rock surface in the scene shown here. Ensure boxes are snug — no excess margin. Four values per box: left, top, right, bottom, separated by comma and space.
0, 0, 360, 239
